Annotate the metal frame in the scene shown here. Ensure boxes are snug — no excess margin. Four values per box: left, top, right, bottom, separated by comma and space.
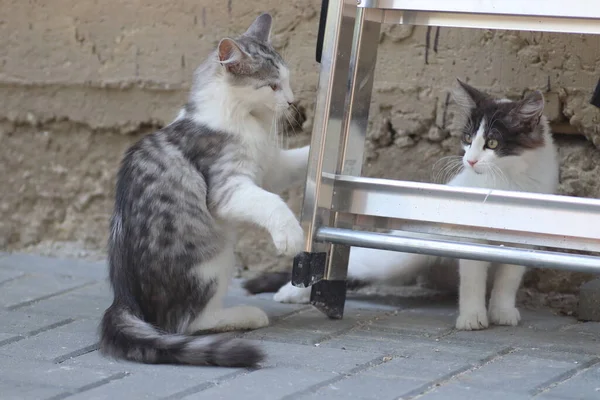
295, 0, 600, 319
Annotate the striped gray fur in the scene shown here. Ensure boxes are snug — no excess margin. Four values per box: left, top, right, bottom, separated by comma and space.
100, 13, 302, 368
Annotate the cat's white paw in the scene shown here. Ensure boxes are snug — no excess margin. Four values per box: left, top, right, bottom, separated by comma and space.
189, 305, 269, 333
488, 306, 520, 326
274, 282, 311, 304
228, 306, 270, 330
269, 212, 304, 256
456, 308, 489, 330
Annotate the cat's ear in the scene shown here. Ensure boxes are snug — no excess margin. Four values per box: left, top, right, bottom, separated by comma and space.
512, 90, 545, 125
452, 79, 489, 109
244, 13, 272, 42
218, 38, 250, 74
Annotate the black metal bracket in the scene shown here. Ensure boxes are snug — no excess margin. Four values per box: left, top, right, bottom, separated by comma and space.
590, 78, 600, 108
291, 251, 347, 319
310, 280, 347, 320
315, 0, 329, 63
291, 251, 326, 288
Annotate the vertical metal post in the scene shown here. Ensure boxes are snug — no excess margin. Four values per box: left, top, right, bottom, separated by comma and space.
292, 3, 383, 319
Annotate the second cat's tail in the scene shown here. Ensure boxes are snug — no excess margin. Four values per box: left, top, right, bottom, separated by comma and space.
243, 271, 292, 294
99, 303, 263, 367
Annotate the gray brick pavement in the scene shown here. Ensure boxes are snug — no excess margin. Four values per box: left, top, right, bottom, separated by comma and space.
0, 252, 599, 399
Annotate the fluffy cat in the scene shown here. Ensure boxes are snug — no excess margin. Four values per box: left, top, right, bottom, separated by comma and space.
99, 13, 309, 367
252, 81, 559, 331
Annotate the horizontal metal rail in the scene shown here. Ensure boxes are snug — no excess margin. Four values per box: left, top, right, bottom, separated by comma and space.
328, 174, 600, 253
358, 0, 600, 19
359, 1, 600, 35
316, 227, 600, 274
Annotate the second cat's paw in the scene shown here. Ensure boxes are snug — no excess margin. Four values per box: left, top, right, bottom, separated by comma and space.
273, 282, 311, 304
270, 216, 304, 257
488, 306, 521, 326
456, 309, 489, 330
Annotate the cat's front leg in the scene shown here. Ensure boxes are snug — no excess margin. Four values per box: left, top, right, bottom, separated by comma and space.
265, 145, 310, 193
456, 259, 490, 330
214, 177, 304, 256
488, 263, 526, 326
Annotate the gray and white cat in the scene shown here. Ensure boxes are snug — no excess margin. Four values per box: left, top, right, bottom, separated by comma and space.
99, 13, 309, 367
263, 81, 559, 331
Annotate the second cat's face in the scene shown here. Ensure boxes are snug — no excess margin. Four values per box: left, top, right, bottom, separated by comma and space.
455, 81, 546, 175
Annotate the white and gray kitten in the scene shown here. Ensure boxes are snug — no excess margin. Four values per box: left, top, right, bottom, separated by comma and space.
261, 81, 559, 331
100, 13, 309, 367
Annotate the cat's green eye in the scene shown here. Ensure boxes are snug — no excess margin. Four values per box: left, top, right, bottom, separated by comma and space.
269, 83, 280, 91
463, 134, 472, 144
487, 139, 499, 149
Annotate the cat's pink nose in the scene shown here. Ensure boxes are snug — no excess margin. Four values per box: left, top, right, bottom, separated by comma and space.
468, 160, 478, 167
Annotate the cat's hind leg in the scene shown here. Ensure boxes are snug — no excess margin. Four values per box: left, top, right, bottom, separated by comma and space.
187, 243, 269, 334
488, 263, 525, 326
456, 259, 490, 330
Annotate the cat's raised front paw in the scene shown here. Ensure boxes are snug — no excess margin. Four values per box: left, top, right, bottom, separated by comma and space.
269, 214, 304, 257
488, 306, 520, 326
273, 282, 311, 304
456, 309, 489, 330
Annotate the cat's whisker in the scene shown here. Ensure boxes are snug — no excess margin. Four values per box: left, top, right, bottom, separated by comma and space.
432, 156, 463, 184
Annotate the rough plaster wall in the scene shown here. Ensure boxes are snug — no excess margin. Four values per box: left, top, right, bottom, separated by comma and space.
1, 1, 599, 293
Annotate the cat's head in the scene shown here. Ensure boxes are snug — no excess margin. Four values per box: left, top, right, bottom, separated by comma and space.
453, 79, 547, 174
214, 13, 293, 113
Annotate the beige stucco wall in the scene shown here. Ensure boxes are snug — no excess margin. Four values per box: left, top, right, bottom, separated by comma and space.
1, 0, 599, 292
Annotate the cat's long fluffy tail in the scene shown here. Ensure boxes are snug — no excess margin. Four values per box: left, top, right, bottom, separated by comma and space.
99, 303, 263, 367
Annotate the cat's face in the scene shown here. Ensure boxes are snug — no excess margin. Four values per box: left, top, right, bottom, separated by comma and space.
454, 80, 546, 175
217, 13, 293, 114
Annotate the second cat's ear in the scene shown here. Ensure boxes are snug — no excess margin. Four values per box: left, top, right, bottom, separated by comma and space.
218, 38, 249, 74
514, 90, 545, 119
511, 90, 545, 126
244, 13, 272, 42
452, 79, 489, 109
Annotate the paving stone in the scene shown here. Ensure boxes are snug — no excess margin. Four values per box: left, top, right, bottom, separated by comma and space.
369, 308, 456, 338
0, 273, 92, 310
443, 351, 593, 394
62, 364, 241, 400
561, 320, 600, 336
0, 268, 26, 285
537, 364, 600, 399
449, 324, 600, 356
2, 252, 600, 400
267, 307, 391, 334
519, 308, 579, 331
245, 306, 391, 345
0, 356, 115, 390
297, 375, 426, 400
0, 310, 75, 337
0, 381, 64, 400
0, 333, 16, 343
0, 253, 106, 280
179, 367, 338, 400
0, 318, 99, 362
419, 385, 533, 400
257, 340, 377, 373
320, 327, 506, 358
15, 283, 111, 318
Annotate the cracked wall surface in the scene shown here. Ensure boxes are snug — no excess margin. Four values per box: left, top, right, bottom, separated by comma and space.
1, 0, 599, 295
